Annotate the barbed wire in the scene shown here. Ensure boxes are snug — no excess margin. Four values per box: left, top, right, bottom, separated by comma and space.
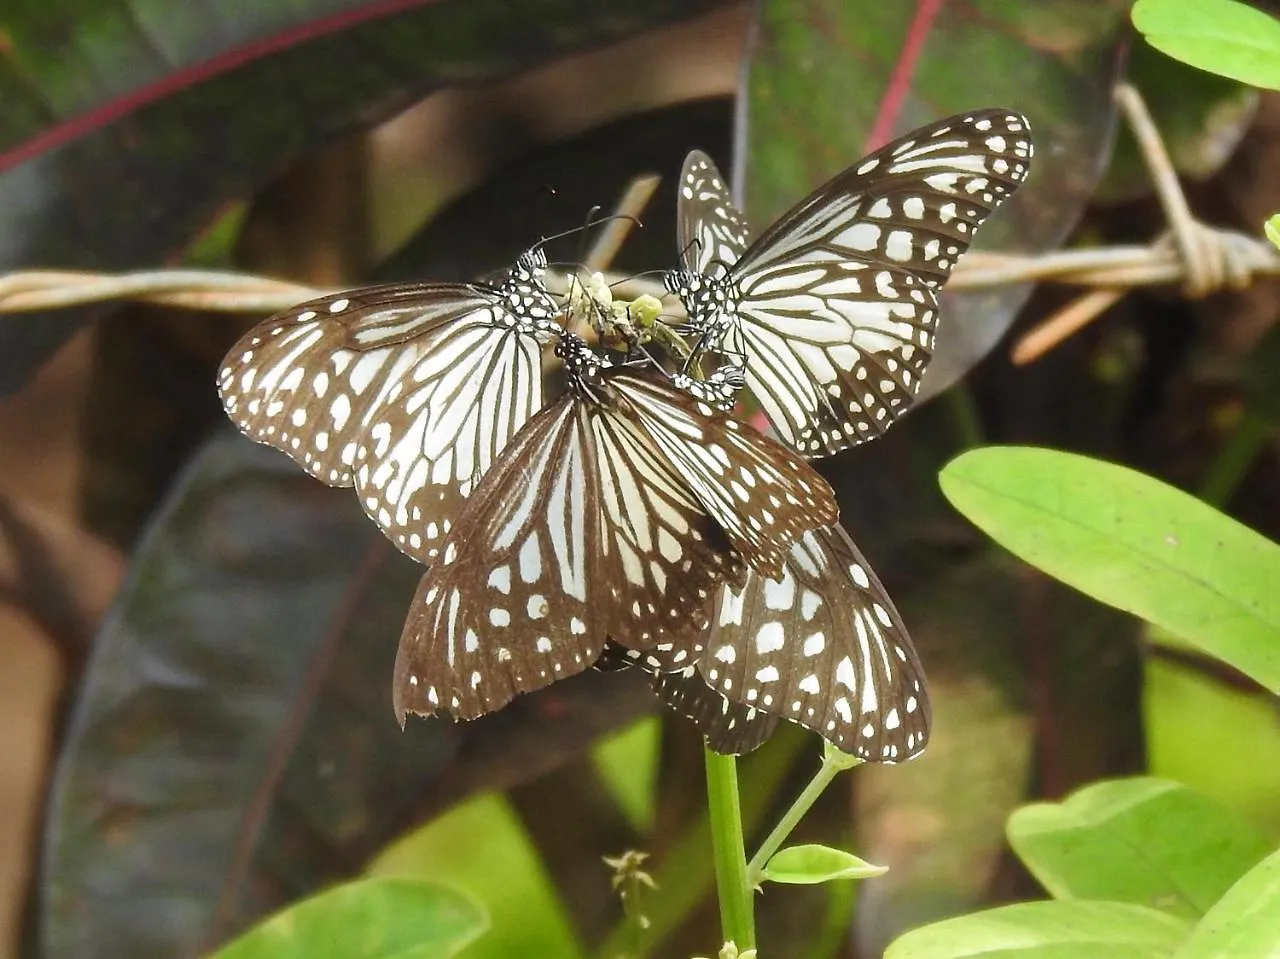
0, 85, 1274, 365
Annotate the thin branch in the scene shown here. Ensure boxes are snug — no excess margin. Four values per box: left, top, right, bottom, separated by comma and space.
582, 173, 661, 273
1010, 82, 1275, 364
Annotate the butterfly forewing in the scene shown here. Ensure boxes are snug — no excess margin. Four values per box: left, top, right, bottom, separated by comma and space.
588, 403, 745, 650
393, 399, 602, 722
608, 371, 839, 579
220, 288, 490, 483
677, 149, 751, 278
218, 264, 560, 564
745, 111, 1031, 290
700, 524, 930, 762
673, 110, 1032, 458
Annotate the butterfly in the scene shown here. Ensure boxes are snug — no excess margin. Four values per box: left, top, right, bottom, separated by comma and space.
217, 246, 564, 565
393, 333, 839, 723
666, 109, 1033, 457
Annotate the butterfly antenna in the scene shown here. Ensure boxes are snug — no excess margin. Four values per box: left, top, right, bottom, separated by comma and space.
676, 236, 703, 270
532, 213, 643, 261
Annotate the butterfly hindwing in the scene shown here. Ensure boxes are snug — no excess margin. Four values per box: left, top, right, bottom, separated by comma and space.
593, 642, 779, 755
700, 524, 930, 762
655, 666, 780, 755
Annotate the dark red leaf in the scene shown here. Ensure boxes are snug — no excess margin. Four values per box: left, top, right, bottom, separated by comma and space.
39, 432, 655, 957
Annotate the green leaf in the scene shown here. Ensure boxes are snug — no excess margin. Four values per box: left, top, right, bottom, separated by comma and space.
1008, 778, 1272, 918
938, 447, 1280, 692
761, 844, 887, 885
1175, 847, 1280, 958
592, 715, 661, 832
1265, 214, 1280, 252
369, 793, 584, 959
1132, 0, 1280, 90
1145, 653, 1280, 837
885, 900, 1192, 959
211, 878, 488, 959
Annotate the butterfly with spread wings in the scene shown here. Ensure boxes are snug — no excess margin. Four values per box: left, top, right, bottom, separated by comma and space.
393, 333, 838, 723
218, 247, 563, 565
666, 110, 1033, 457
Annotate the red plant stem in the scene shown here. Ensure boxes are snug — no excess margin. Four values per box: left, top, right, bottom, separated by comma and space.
864, 0, 946, 151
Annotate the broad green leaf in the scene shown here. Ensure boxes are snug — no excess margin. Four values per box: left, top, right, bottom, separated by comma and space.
592, 715, 661, 832
1266, 214, 1280, 252
938, 447, 1280, 691
1008, 778, 1271, 917
1132, 0, 1280, 90
885, 900, 1192, 959
1174, 847, 1280, 958
370, 792, 584, 959
1145, 653, 1280, 837
761, 844, 886, 885
211, 877, 487, 959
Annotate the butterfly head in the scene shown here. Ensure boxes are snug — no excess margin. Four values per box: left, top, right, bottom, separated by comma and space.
515, 246, 549, 277
664, 269, 738, 349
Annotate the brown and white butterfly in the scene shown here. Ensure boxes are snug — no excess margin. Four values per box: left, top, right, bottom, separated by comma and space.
668, 110, 1033, 457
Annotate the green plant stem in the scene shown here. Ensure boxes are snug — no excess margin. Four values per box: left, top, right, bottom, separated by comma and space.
594, 726, 805, 959
1198, 407, 1272, 507
746, 751, 856, 885
703, 748, 756, 952
945, 383, 986, 450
